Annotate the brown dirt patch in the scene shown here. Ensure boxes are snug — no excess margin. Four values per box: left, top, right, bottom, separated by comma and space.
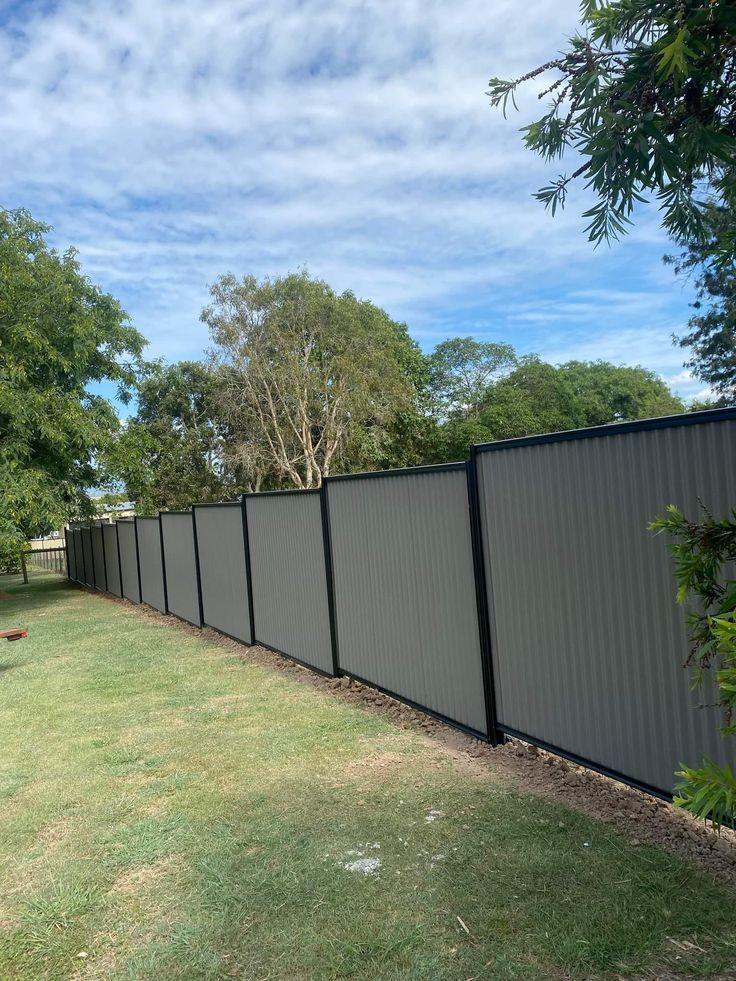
90, 589, 736, 884
0, 590, 13, 600
346, 750, 407, 775
110, 855, 175, 897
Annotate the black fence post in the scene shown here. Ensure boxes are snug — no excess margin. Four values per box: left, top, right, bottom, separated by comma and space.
80, 529, 87, 586
240, 495, 257, 646
320, 480, 340, 678
91, 527, 101, 588
64, 528, 70, 579
190, 509, 205, 628
98, 522, 108, 592
158, 514, 169, 614
466, 447, 501, 746
133, 518, 143, 604
115, 522, 124, 598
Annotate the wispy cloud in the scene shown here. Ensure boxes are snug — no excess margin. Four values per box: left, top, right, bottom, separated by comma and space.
0, 0, 702, 397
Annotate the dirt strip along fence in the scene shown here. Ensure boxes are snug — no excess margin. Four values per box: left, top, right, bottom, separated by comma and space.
66, 406, 736, 799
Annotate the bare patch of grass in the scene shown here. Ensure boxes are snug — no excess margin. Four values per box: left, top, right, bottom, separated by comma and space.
109, 855, 177, 897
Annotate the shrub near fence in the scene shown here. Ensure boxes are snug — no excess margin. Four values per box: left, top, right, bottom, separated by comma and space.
65, 406, 736, 798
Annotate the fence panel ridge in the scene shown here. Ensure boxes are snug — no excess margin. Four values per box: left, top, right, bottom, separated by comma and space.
160, 511, 202, 628
325, 463, 488, 737
81, 527, 94, 588
90, 523, 107, 592
66, 529, 78, 581
116, 519, 141, 604
102, 523, 122, 597
475, 412, 736, 796
135, 516, 167, 613
245, 490, 334, 675
72, 528, 84, 582
192, 502, 253, 644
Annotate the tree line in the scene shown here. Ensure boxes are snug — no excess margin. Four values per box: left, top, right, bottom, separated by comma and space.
0, 206, 723, 564
114, 274, 684, 513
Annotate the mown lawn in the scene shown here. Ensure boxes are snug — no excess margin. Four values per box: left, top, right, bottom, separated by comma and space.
0, 573, 735, 980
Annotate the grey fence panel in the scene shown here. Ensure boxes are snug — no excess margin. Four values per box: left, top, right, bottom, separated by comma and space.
136, 517, 167, 613
117, 521, 141, 604
72, 528, 84, 582
327, 466, 487, 735
161, 512, 201, 627
102, 524, 122, 597
477, 415, 736, 794
193, 504, 252, 644
81, 528, 94, 587
90, 524, 107, 591
66, 530, 77, 581
246, 492, 333, 674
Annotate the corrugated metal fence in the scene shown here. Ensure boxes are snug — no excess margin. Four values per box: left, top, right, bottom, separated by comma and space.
65, 407, 736, 797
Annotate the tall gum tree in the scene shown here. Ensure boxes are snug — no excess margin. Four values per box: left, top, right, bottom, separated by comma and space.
202, 270, 425, 489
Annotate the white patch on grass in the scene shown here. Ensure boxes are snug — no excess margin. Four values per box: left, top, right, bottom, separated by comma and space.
339, 844, 382, 875
424, 809, 444, 823
342, 856, 381, 875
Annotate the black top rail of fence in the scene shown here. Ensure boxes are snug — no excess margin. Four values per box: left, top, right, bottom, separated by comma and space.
474, 404, 736, 453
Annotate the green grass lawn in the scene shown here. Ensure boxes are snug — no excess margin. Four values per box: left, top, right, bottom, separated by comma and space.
1, 573, 735, 980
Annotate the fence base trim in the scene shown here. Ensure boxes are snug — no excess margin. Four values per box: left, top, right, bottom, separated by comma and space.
167, 609, 203, 630
344, 671, 490, 743
498, 724, 672, 802
253, 639, 336, 679
202, 623, 253, 647
139, 600, 168, 616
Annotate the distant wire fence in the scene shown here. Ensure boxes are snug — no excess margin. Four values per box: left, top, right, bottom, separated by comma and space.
64, 406, 736, 800
22, 546, 68, 580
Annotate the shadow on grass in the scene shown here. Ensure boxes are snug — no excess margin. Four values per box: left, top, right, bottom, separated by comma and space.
0, 575, 81, 619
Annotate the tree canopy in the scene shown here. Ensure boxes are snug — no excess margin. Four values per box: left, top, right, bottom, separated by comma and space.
202, 271, 426, 489
429, 356, 684, 461
668, 202, 736, 401
427, 337, 517, 417
488, 0, 736, 254
0, 209, 145, 566
110, 361, 232, 513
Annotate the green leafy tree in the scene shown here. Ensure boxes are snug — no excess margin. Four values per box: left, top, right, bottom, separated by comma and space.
480, 357, 581, 439
651, 505, 736, 828
111, 361, 233, 512
0, 208, 145, 568
488, 0, 736, 253
667, 202, 736, 401
427, 337, 517, 417
560, 359, 685, 423
425, 356, 683, 461
203, 271, 426, 488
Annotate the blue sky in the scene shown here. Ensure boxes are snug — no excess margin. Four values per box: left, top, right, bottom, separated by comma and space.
0, 0, 710, 409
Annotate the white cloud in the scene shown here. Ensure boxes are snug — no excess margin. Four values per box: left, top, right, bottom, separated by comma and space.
0, 0, 699, 396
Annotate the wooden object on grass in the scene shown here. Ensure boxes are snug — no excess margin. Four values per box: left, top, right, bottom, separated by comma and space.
0, 628, 27, 641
